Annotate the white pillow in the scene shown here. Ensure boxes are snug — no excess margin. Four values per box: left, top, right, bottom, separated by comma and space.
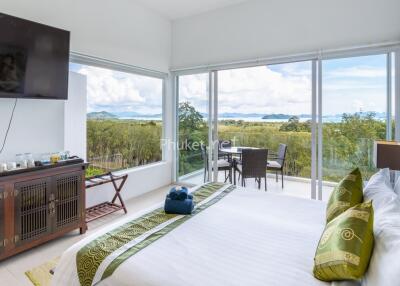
362, 169, 400, 285
363, 169, 397, 214
362, 197, 400, 286
393, 172, 400, 195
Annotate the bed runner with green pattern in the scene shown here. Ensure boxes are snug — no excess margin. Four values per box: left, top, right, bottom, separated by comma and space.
76, 182, 236, 286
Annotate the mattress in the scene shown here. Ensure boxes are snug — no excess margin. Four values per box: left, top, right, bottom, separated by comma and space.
52, 184, 330, 286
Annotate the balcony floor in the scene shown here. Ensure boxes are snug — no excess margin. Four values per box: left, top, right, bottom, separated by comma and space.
179, 171, 335, 202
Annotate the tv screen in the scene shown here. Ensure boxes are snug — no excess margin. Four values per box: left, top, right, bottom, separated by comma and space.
0, 13, 70, 100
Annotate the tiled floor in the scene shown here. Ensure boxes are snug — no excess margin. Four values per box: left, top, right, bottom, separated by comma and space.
0, 176, 333, 285
180, 170, 335, 201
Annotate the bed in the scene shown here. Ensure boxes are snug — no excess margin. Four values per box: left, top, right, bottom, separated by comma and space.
52, 182, 334, 286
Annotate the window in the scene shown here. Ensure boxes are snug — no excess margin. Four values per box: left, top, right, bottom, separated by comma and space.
69, 62, 164, 176
175, 49, 398, 200
177, 73, 209, 178
218, 62, 312, 179
322, 54, 388, 182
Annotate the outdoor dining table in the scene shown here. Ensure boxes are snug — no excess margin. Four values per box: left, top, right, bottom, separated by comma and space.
219, 146, 259, 185
219, 146, 278, 185
219, 146, 259, 155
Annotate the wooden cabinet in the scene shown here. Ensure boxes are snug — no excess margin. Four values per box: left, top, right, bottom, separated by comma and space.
0, 186, 4, 254
0, 162, 87, 261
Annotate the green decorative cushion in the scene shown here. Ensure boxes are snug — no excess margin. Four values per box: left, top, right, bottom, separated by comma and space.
326, 168, 363, 223
313, 201, 374, 281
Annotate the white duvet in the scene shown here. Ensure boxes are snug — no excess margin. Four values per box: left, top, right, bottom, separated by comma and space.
53, 185, 330, 286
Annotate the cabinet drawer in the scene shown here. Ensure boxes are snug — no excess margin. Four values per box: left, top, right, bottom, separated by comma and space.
53, 171, 83, 231
14, 178, 52, 246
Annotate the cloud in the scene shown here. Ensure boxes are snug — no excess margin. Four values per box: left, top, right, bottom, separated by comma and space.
179, 61, 387, 116
179, 73, 209, 113
75, 65, 163, 114
74, 60, 387, 118
325, 66, 386, 79
179, 64, 312, 115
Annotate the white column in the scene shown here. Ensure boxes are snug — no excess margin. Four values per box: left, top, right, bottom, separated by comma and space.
395, 50, 400, 141
317, 57, 323, 201
64, 71, 87, 160
212, 71, 219, 183
311, 60, 317, 200
387, 53, 392, 141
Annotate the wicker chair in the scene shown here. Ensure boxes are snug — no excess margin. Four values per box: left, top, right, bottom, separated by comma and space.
218, 139, 232, 158
235, 149, 268, 190
267, 144, 287, 188
201, 144, 232, 183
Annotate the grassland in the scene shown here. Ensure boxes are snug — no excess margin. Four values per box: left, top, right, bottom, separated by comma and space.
87, 108, 386, 183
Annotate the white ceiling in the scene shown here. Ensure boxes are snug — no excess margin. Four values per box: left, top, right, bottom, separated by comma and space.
134, 0, 250, 20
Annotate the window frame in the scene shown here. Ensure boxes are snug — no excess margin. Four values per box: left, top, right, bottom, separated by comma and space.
172, 43, 400, 198
69, 52, 168, 172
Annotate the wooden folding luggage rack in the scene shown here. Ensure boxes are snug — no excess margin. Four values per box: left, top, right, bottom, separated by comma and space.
85, 172, 128, 223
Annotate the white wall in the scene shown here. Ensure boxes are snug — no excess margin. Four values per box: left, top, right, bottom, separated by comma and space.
86, 162, 172, 208
65, 72, 87, 160
172, 0, 400, 69
0, 0, 171, 72
0, 99, 64, 162
0, 0, 174, 202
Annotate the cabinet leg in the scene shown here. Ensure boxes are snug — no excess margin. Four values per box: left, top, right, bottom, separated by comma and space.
80, 224, 87, 234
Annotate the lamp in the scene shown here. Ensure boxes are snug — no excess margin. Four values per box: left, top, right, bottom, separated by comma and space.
374, 140, 400, 184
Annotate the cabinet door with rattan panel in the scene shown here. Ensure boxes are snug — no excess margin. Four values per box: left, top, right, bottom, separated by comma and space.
14, 178, 52, 247
53, 171, 83, 232
0, 186, 4, 253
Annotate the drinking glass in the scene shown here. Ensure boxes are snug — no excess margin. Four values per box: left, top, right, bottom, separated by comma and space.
41, 153, 51, 164
16, 154, 27, 168
25, 153, 35, 168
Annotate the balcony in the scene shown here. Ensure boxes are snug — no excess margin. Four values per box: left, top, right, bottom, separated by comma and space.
179, 170, 335, 202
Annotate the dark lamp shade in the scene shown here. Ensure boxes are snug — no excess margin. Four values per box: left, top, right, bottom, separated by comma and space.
374, 141, 400, 170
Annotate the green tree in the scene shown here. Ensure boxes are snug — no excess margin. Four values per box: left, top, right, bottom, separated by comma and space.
179, 102, 204, 131
178, 102, 208, 176
279, 116, 311, 132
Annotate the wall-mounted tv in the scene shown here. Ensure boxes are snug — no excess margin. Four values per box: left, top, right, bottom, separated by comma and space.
0, 13, 70, 100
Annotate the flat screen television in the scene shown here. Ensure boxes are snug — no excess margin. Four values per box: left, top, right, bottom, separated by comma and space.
0, 13, 70, 100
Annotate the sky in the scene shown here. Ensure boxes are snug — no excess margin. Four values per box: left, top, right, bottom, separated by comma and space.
70, 63, 163, 115
180, 54, 387, 116
70, 54, 388, 117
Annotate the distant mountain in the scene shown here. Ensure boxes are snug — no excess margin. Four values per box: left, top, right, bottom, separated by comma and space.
218, 113, 312, 120
219, 113, 265, 118
87, 111, 117, 119
262, 114, 291, 120
113, 111, 162, 118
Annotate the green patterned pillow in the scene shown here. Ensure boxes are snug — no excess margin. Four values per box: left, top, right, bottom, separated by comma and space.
313, 201, 374, 281
326, 168, 363, 223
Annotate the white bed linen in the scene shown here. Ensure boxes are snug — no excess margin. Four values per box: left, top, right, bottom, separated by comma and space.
53, 186, 330, 286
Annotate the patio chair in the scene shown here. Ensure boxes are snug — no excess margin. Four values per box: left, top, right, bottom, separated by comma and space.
218, 139, 232, 159
267, 143, 287, 188
201, 144, 232, 183
235, 149, 268, 190
218, 140, 233, 180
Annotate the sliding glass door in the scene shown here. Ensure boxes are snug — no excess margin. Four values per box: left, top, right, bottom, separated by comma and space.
217, 62, 314, 181
176, 62, 317, 196
177, 73, 209, 184
175, 49, 398, 200
321, 54, 388, 187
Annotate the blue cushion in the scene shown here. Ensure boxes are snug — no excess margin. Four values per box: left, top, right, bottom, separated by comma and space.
164, 196, 194, 215
169, 187, 189, 201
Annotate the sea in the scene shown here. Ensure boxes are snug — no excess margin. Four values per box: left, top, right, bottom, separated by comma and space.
120, 116, 341, 123
119, 115, 385, 123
